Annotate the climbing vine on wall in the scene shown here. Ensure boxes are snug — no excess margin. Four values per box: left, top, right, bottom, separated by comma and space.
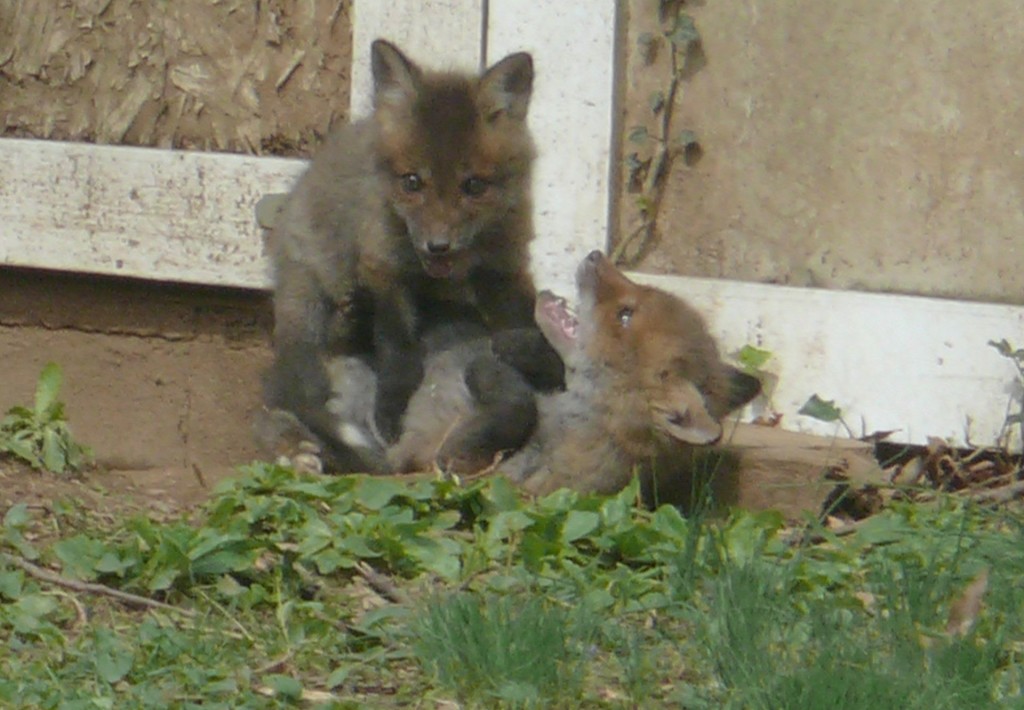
613, 0, 703, 266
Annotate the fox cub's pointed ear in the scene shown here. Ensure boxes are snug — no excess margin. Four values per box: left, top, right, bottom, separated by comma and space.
371, 39, 421, 109
479, 52, 533, 121
723, 366, 762, 413
653, 381, 723, 446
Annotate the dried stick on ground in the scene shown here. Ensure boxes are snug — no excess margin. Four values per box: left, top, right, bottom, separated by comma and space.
1, 551, 195, 617
354, 561, 410, 605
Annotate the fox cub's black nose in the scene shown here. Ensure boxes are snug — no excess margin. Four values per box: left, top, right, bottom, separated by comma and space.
586, 250, 603, 262
427, 240, 451, 254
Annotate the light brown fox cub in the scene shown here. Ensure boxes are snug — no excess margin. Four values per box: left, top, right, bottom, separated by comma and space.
261, 39, 557, 470
330, 251, 760, 495
510, 251, 759, 495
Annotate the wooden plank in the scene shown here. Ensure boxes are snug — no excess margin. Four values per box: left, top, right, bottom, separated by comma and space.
0, 138, 303, 288
633, 272, 1024, 451
486, 1, 619, 295
350, 0, 485, 119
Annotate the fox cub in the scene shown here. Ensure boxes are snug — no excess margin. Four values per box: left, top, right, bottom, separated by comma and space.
260, 39, 560, 470
328, 251, 761, 496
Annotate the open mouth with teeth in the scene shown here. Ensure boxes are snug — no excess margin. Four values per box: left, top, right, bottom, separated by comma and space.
420, 254, 456, 279
535, 290, 578, 355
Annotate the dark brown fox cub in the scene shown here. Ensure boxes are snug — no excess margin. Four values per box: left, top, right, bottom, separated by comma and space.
329, 252, 761, 496
259, 39, 561, 470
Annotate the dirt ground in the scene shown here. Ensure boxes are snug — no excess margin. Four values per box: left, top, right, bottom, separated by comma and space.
0, 456, 240, 525
0, 267, 274, 473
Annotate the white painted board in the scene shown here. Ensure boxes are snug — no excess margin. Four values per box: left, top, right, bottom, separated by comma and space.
633, 272, 1024, 452
0, 138, 301, 289
350, 0, 485, 119
487, 1, 619, 295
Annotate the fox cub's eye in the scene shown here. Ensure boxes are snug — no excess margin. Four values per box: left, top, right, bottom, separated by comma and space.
399, 173, 424, 193
617, 306, 634, 326
461, 176, 489, 197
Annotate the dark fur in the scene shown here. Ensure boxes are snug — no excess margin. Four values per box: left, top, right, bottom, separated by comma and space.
259, 39, 562, 469
326, 252, 761, 496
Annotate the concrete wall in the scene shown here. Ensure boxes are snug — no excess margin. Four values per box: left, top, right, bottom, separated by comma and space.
619, 1, 1024, 305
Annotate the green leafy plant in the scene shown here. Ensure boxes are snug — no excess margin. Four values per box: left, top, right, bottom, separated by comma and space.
0, 363, 91, 474
799, 393, 855, 437
988, 338, 1024, 448
614, 2, 703, 265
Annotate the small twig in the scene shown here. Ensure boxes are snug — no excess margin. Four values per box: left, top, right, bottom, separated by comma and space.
354, 561, 410, 605
194, 588, 255, 641
255, 650, 294, 676
1, 551, 195, 617
963, 478, 1024, 505
49, 589, 89, 631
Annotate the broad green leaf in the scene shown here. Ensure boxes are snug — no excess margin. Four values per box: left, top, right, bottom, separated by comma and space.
33, 362, 63, 421
94, 636, 134, 684
337, 535, 378, 558
9, 594, 59, 634
0, 570, 24, 600
3, 503, 31, 529
675, 129, 698, 149
484, 475, 522, 512
798, 394, 843, 422
354, 477, 408, 510
148, 566, 181, 593
215, 574, 246, 598
190, 550, 253, 577
735, 344, 773, 373
668, 13, 699, 49
187, 531, 248, 561
40, 428, 66, 474
94, 552, 135, 576
3, 437, 42, 469
851, 513, 913, 546
264, 674, 302, 700
52, 536, 109, 580
326, 665, 352, 690
487, 510, 534, 542
650, 504, 689, 542
562, 510, 600, 543
628, 125, 649, 145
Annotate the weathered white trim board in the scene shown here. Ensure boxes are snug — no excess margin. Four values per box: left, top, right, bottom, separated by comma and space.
0, 138, 300, 289
485, 1, 618, 294
635, 273, 1024, 451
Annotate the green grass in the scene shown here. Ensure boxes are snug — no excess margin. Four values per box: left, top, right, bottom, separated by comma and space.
1, 462, 1023, 707
413, 592, 593, 708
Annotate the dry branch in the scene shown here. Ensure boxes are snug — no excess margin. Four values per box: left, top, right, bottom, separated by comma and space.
1, 551, 195, 617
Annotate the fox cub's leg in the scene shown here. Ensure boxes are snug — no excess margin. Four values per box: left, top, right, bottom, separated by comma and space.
491, 327, 566, 392
371, 294, 427, 443
435, 355, 538, 472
